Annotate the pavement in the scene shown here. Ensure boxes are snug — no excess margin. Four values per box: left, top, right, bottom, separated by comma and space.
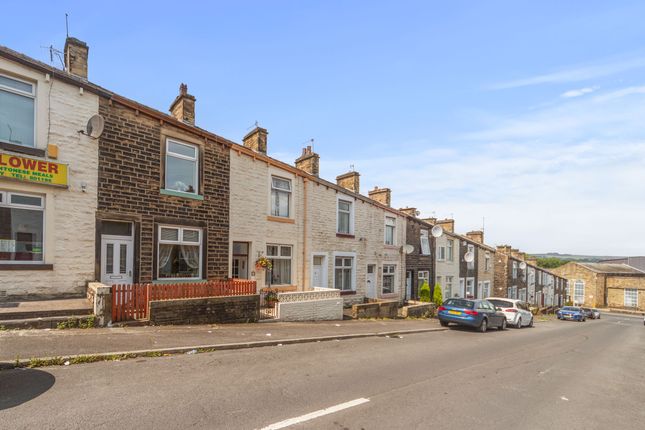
0, 318, 444, 363
1, 312, 643, 429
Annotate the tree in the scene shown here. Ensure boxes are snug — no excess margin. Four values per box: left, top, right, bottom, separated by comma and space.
432, 283, 443, 306
419, 281, 431, 302
534, 257, 569, 269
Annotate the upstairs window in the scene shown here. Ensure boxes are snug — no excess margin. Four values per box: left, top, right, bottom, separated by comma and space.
512, 261, 518, 279
437, 246, 446, 261
484, 253, 491, 272
0, 191, 44, 263
165, 139, 199, 194
271, 176, 291, 217
420, 230, 431, 255
337, 198, 353, 234
0, 74, 35, 148
447, 239, 454, 261
385, 217, 396, 245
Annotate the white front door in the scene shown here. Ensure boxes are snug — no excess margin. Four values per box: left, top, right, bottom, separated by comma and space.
232, 256, 248, 279
312, 256, 324, 288
405, 271, 413, 300
366, 264, 377, 299
101, 236, 133, 285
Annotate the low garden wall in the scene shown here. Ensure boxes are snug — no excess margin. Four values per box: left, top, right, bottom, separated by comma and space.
148, 295, 260, 325
351, 299, 399, 319
277, 288, 343, 321
400, 301, 436, 318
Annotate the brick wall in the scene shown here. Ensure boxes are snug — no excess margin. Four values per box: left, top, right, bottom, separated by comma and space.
148, 295, 260, 324
97, 98, 229, 282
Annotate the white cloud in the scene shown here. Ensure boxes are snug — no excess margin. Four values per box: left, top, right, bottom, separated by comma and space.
561, 87, 596, 98
489, 56, 645, 90
319, 85, 645, 255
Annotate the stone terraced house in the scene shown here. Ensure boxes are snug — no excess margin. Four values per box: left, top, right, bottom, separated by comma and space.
0, 40, 100, 299
399, 208, 434, 301
229, 141, 407, 304
429, 218, 461, 300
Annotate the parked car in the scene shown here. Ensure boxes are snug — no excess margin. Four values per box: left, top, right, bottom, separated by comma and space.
437, 298, 507, 332
487, 297, 534, 328
556, 306, 586, 322
581, 307, 595, 319
592, 309, 601, 319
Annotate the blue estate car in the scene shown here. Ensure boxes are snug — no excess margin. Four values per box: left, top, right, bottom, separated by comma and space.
437, 298, 507, 333
557, 306, 586, 322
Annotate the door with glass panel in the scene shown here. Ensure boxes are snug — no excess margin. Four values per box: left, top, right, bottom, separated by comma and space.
101, 238, 133, 285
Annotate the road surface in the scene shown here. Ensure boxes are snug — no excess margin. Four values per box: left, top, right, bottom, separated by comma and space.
1, 313, 644, 429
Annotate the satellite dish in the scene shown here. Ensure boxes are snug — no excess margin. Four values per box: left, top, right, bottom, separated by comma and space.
464, 251, 475, 263
519, 261, 527, 270
85, 114, 105, 139
431, 225, 443, 238
403, 244, 415, 254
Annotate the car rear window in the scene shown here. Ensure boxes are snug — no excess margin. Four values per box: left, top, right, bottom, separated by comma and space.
561, 307, 579, 311
444, 299, 474, 309
488, 299, 514, 308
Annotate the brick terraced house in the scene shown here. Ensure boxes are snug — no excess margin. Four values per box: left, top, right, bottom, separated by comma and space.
494, 246, 568, 307
96, 83, 231, 285
0, 40, 100, 299
552, 262, 645, 310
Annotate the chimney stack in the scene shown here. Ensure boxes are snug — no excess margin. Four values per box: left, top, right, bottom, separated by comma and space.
436, 218, 454, 233
399, 207, 418, 217
497, 245, 512, 255
64, 37, 89, 79
242, 126, 268, 155
169, 83, 196, 125
336, 171, 360, 194
466, 230, 484, 244
368, 186, 391, 207
421, 217, 437, 225
295, 146, 320, 177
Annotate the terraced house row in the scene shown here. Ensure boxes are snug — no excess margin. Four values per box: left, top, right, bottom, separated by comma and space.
0, 37, 574, 313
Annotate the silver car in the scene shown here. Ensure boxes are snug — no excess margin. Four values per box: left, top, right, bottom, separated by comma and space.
487, 298, 534, 328
592, 309, 601, 319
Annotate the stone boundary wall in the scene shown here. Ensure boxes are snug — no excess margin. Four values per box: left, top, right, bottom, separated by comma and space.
149, 295, 260, 325
277, 288, 343, 321
352, 299, 399, 319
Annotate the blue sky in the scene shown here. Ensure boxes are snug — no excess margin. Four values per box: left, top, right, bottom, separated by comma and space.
3, 1, 645, 255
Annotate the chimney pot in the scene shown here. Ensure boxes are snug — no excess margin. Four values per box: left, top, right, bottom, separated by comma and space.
243, 126, 268, 154
466, 230, 484, 244
368, 187, 391, 207
436, 218, 455, 233
399, 207, 418, 217
295, 145, 320, 177
336, 171, 360, 193
169, 83, 196, 125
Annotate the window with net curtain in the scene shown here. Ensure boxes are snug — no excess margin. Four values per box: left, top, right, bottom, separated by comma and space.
158, 226, 201, 279
266, 244, 291, 285
0, 75, 35, 147
271, 177, 291, 217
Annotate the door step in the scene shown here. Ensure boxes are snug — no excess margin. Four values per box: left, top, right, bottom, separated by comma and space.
0, 298, 92, 321
0, 315, 95, 330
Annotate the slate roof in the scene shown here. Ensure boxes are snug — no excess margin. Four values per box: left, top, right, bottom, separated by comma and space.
577, 263, 645, 275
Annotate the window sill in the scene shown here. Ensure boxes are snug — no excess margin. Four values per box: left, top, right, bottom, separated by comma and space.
384, 245, 399, 250
0, 141, 46, 158
336, 233, 355, 239
0, 264, 53, 271
267, 216, 295, 224
340, 290, 357, 296
160, 189, 204, 200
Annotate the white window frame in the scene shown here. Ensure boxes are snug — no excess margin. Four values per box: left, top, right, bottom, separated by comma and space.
420, 230, 431, 255
0, 73, 36, 148
624, 288, 638, 308
157, 225, 203, 280
333, 251, 356, 291
270, 176, 292, 218
336, 195, 354, 235
482, 281, 491, 298
446, 239, 454, 261
384, 216, 396, 246
382, 264, 396, 294
437, 246, 446, 261
266, 244, 293, 285
512, 261, 518, 279
0, 190, 45, 264
573, 280, 585, 305
165, 138, 199, 195
484, 253, 491, 272
418, 270, 430, 287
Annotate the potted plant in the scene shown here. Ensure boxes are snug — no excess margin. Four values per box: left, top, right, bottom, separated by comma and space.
255, 256, 272, 272
265, 288, 278, 307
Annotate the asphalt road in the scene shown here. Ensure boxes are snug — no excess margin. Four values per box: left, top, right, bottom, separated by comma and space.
1, 313, 644, 430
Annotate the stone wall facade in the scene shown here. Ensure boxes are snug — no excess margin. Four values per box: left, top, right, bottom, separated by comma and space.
0, 54, 99, 299
404, 216, 434, 300
435, 232, 461, 300
148, 295, 260, 324
97, 96, 230, 283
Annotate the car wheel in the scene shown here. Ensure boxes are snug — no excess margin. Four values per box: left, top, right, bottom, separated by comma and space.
479, 318, 488, 333
440, 320, 449, 327
516, 317, 522, 329
498, 319, 507, 331
528, 317, 534, 328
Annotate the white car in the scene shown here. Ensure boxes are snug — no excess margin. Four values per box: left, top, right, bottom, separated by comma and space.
486, 298, 534, 328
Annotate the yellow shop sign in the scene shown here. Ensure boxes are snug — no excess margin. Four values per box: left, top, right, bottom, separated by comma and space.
0, 152, 68, 187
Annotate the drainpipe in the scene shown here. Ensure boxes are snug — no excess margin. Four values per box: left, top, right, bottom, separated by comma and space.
302, 177, 308, 292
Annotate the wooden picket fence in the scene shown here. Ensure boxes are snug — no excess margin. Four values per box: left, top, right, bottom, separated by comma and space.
111, 279, 257, 322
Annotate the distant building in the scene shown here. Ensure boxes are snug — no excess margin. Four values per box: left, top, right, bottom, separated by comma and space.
599, 257, 645, 273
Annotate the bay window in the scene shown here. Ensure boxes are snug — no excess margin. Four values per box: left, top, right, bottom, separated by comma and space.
165, 139, 199, 194
271, 176, 291, 217
0, 74, 35, 148
157, 226, 202, 279
0, 191, 44, 263
266, 244, 292, 285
